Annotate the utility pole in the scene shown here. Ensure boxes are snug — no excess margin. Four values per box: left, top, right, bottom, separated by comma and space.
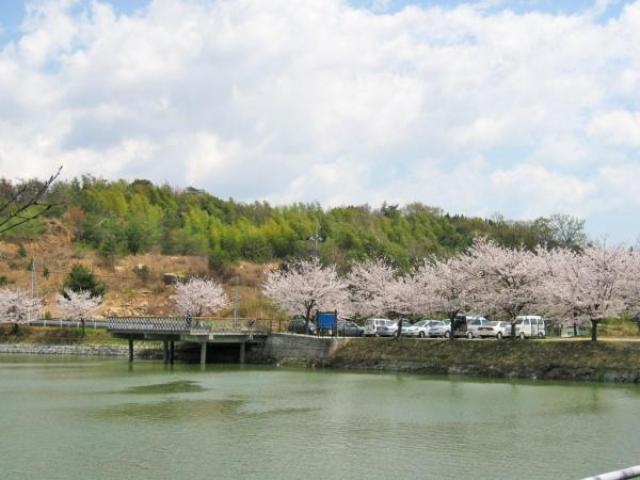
31, 258, 36, 297
233, 276, 240, 327
29, 258, 36, 322
308, 222, 323, 258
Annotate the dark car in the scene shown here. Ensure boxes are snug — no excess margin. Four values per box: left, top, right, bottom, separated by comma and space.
287, 318, 317, 335
337, 320, 364, 337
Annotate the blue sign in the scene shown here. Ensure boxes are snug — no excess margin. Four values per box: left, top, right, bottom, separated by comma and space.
317, 311, 337, 330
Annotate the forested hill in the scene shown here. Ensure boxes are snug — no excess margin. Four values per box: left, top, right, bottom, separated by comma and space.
1, 176, 586, 270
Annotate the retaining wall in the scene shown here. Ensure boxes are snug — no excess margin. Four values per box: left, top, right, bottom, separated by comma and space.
257, 333, 352, 366
328, 337, 640, 383
0, 343, 159, 358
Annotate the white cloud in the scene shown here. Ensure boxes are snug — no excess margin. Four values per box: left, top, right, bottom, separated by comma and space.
586, 110, 640, 147
1, 0, 640, 242
597, 163, 640, 207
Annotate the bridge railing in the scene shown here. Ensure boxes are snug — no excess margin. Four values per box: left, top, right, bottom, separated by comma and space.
107, 317, 192, 333
106, 317, 285, 335
194, 318, 275, 334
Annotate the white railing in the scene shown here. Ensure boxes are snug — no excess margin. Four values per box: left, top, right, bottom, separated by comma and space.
580, 465, 640, 480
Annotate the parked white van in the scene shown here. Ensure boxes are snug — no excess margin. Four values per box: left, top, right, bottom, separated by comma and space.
514, 315, 545, 339
364, 318, 397, 337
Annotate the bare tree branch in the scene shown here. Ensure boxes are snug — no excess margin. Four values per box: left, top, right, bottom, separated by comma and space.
0, 166, 62, 236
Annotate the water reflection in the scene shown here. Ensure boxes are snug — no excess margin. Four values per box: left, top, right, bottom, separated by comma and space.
122, 380, 206, 395
94, 398, 244, 422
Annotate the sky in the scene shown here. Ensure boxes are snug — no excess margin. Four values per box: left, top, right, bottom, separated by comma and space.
0, 0, 639, 244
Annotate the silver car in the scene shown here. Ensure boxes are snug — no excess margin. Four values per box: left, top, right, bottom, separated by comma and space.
403, 319, 429, 337
426, 320, 451, 338
465, 317, 496, 338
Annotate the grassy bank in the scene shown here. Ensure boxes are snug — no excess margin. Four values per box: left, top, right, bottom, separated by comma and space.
330, 338, 640, 382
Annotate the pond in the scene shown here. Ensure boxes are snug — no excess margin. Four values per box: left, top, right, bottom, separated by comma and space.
1, 355, 639, 480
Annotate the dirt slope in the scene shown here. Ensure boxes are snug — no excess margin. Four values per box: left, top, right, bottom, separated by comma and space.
0, 220, 276, 319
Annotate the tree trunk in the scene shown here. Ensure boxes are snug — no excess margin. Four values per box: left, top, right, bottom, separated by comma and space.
81, 318, 86, 337
449, 315, 456, 341
305, 305, 314, 335
591, 319, 599, 342
395, 318, 403, 340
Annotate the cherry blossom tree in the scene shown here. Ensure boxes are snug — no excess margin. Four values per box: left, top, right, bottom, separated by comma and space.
411, 256, 480, 339
348, 258, 412, 318
621, 248, 640, 321
536, 247, 585, 334
0, 287, 42, 333
56, 288, 102, 336
262, 258, 349, 333
175, 277, 229, 318
463, 238, 546, 337
536, 244, 631, 342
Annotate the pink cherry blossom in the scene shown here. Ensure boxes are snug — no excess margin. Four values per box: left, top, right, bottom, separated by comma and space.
56, 289, 102, 321
411, 256, 480, 329
536, 243, 631, 341
348, 258, 412, 317
175, 277, 229, 317
263, 258, 350, 323
0, 287, 42, 324
463, 237, 546, 322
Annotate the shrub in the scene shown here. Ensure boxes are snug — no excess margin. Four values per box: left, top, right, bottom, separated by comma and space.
0, 324, 32, 341
63, 263, 106, 297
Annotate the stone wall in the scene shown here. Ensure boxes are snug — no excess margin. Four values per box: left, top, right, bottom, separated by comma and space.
0, 343, 160, 358
257, 333, 352, 366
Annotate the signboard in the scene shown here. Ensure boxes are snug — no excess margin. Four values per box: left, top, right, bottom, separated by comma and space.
316, 311, 337, 336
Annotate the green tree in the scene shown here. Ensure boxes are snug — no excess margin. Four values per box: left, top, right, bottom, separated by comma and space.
63, 264, 106, 298
125, 193, 163, 254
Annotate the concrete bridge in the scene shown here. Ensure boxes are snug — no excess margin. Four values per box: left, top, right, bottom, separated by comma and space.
106, 317, 274, 366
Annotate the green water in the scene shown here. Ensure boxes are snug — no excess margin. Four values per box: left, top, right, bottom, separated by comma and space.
1, 355, 640, 480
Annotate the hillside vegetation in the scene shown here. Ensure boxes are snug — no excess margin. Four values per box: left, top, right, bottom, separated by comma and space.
0, 176, 586, 317
5, 176, 585, 267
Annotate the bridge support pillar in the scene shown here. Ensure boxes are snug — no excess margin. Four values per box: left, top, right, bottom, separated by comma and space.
128, 338, 134, 363
163, 340, 169, 364
170, 341, 175, 364
200, 342, 207, 366
239, 342, 245, 365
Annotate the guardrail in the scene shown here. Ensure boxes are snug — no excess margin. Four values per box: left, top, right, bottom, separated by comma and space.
580, 465, 640, 480
30, 319, 108, 329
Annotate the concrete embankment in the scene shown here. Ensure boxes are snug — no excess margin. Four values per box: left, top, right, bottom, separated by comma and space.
4, 335, 640, 383
326, 337, 640, 382
0, 343, 160, 358
251, 333, 351, 366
